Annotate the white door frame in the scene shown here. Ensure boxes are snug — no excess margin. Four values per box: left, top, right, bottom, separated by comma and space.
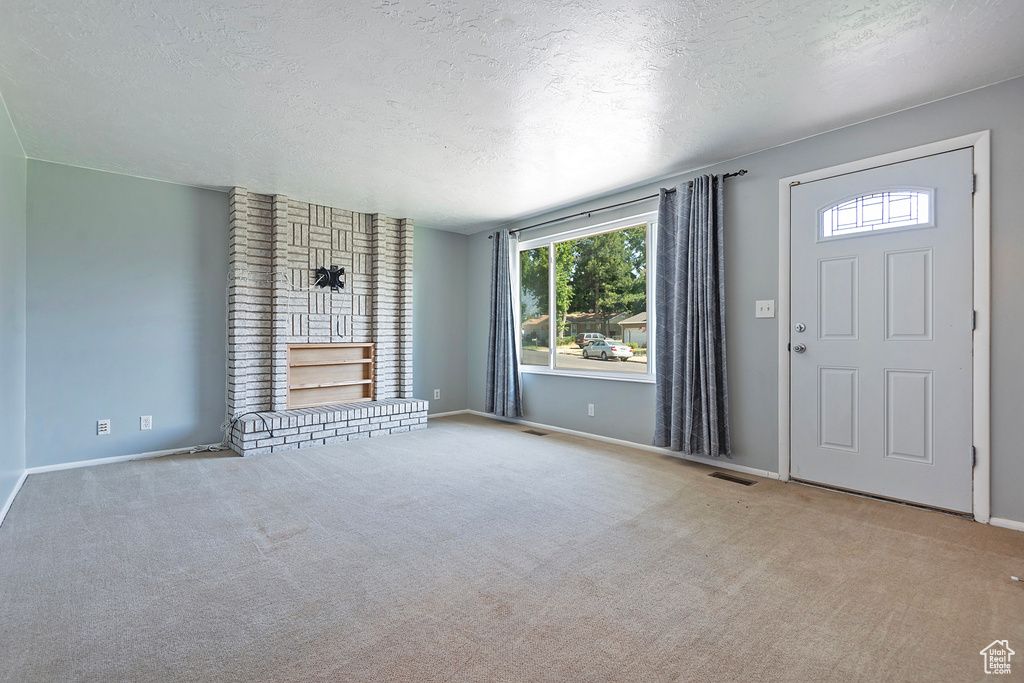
777, 131, 991, 522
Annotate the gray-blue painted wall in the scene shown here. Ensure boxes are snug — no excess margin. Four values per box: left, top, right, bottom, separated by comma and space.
22, 163, 470, 468
26, 162, 229, 468
413, 226, 468, 414
467, 76, 1024, 524
0, 97, 26, 505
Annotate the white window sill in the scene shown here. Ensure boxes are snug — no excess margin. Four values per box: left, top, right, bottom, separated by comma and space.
519, 365, 655, 384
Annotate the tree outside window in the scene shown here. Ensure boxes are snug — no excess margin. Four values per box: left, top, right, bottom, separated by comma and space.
518, 218, 650, 376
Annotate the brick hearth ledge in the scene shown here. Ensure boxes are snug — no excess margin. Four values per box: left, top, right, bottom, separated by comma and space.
229, 398, 428, 456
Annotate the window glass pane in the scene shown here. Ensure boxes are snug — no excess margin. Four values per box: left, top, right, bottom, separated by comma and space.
553, 224, 648, 375
519, 246, 549, 367
821, 190, 932, 238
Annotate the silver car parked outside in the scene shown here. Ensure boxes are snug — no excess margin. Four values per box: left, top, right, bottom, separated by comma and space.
581, 340, 634, 361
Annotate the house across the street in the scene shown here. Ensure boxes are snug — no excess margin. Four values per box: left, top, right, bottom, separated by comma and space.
620, 311, 648, 346
522, 315, 549, 343
566, 311, 629, 339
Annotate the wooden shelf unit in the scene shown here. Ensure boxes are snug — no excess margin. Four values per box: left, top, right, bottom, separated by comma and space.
287, 343, 375, 409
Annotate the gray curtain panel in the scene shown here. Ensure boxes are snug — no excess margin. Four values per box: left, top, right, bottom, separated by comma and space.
485, 229, 523, 417
654, 175, 732, 457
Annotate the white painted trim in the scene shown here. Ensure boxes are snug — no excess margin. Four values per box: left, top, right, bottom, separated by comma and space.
516, 210, 658, 383
971, 132, 992, 523
778, 175, 792, 483
778, 131, 992, 523
428, 409, 471, 419
519, 366, 654, 384
647, 217, 657, 377
546, 234, 554, 367
0, 470, 29, 528
465, 409, 780, 481
989, 517, 1024, 533
24, 443, 226, 475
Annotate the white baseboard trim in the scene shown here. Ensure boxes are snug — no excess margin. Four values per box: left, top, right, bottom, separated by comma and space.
428, 409, 471, 419
464, 410, 780, 481
24, 443, 227, 475
990, 517, 1024, 533
0, 470, 29, 529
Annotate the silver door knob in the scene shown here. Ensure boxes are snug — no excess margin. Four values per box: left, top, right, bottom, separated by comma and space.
793, 343, 806, 354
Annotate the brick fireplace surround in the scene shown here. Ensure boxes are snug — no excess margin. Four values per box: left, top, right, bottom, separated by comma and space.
227, 189, 426, 455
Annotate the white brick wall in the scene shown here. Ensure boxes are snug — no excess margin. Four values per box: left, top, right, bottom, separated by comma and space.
271, 195, 290, 411
228, 399, 428, 455
227, 188, 248, 417
228, 191, 275, 415
228, 189, 415, 420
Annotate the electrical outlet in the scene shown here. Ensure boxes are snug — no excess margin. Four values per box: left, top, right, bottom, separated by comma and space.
433, 389, 441, 400
755, 299, 776, 318
587, 403, 595, 417
140, 415, 152, 431
97, 419, 111, 435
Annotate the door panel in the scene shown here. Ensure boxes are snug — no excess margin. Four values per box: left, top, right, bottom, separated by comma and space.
885, 248, 932, 340
790, 149, 973, 512
818, 367, 858, 452
818, 257, 859, 340
884, 369, 932, 463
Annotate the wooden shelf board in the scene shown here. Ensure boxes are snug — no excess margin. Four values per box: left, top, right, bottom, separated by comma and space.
288, 342, 373, 349
289, 358, 373, 367
286, 396, 373, 410
289, 379, 374, 391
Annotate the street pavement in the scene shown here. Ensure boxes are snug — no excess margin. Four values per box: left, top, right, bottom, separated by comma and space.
521, 347, 649, 374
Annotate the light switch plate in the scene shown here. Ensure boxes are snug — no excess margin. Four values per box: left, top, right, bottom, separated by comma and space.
755, 300, 776, 318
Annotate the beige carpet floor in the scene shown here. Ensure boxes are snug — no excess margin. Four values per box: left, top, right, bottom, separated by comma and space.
0, 414, 1021, 682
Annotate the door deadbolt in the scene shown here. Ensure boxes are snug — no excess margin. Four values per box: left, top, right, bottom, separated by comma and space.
794, 322, 806, 333
793, 343, 807, 354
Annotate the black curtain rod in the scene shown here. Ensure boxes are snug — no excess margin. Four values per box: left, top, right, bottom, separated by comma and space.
490, 169, 747, 239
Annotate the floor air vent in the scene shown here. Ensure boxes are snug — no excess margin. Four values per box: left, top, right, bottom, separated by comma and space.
709, 471, 756, 486
522, 429, 549, 436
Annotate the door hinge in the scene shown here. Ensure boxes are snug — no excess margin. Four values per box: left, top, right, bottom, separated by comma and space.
972, 173, 977, 194
972, 310, 977, 330
972, 446, 977, 467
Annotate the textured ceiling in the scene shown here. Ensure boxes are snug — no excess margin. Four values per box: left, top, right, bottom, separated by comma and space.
1, 1, 1023, 232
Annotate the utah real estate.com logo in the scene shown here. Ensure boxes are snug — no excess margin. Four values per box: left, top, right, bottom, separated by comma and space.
980, 640, 1014, 675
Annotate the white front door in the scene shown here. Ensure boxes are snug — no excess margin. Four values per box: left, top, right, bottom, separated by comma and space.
790, 148, 974, 513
